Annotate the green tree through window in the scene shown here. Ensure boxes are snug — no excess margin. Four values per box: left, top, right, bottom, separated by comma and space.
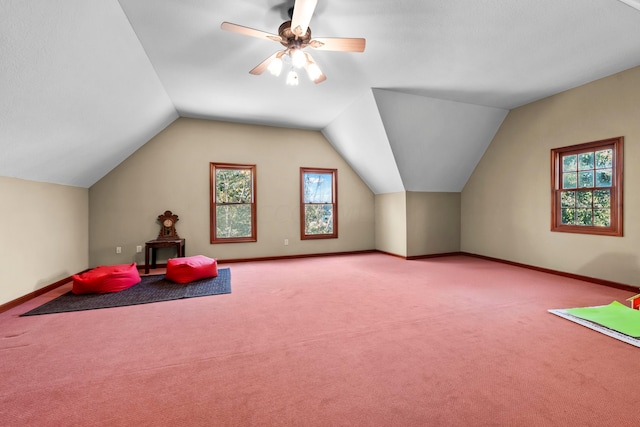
210, 163, 256, 243
551, 137, 623, 236
300, 167, 338, 239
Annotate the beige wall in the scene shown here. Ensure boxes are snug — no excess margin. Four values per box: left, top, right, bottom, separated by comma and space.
407, 192, 460, 257
375, 192, 407, 257
375, 191, 460, 257
462, 65, 640, 286
89, 118, 375, 266
0, 176, 88, 305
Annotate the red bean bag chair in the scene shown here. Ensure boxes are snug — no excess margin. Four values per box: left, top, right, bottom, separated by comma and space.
166, 255, 218, 284
72, 263, 141, 295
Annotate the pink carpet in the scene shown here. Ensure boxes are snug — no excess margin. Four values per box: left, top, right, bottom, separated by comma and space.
1, 253, 638, 426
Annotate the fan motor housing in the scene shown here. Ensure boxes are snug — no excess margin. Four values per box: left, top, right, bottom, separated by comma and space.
278, 21, 312, 49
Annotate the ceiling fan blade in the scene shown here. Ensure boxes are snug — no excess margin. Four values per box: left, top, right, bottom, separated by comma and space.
221, 22, 282, 43
249, 51, 284, 75
309, 37, 366, 52
303, 52, 326, 84
291, 0, 317, 36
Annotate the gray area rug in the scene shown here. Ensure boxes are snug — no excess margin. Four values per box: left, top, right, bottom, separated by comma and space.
21, 268, 231, 316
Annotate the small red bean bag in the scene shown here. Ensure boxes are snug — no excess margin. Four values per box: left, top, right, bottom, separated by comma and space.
72, 263, 141, 295
166, 255, 218, 284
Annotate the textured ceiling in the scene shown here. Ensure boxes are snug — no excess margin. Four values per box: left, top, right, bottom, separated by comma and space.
0, 1, 177, 187
1, 0, 640, 191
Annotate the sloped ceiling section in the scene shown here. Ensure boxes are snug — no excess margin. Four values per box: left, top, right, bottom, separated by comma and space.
0, 0, 177, 188
323, 90, 404, 194
373, 89, 508, 192
323, 88, 507, 195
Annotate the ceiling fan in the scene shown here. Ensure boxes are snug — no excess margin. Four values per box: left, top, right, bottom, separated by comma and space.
221, 0, 365, 85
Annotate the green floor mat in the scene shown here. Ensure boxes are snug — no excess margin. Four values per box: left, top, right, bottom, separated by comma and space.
566, 301, 640, 337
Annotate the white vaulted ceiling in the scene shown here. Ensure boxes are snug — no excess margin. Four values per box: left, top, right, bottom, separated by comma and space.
2, 0, 640, 192
0, 1, 177, 187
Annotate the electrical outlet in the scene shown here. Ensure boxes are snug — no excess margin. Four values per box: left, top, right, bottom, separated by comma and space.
136, 245, 142, 253
284, 239, 289, 246
116, 246, 122, 254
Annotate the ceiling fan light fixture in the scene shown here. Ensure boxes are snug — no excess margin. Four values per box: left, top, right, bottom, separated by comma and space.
268, 57, 283, 76
221, 0, 365, 86
306, 62, 323, 82
290, 49, 306, 68
286, 69, 299, 86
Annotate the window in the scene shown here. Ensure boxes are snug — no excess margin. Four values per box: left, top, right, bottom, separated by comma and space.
300, 168, 338, 239
210, 163, 256, 243
551, 137, 623, 236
